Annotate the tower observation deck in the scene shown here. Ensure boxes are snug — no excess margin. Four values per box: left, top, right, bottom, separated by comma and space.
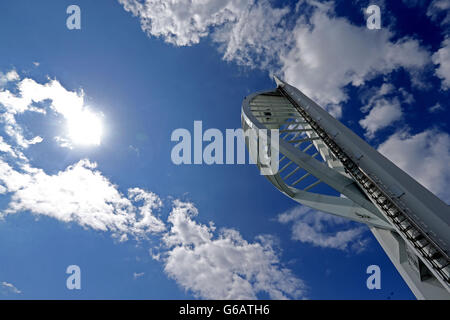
241, 77, 450, 299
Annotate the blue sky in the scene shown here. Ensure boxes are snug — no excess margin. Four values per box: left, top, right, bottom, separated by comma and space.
0, 0, 449, 299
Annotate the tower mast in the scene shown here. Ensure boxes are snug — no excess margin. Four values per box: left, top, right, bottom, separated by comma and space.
241, 77, 450, 299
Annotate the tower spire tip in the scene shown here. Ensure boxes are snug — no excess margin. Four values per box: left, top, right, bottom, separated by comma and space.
273, 75, 285, 88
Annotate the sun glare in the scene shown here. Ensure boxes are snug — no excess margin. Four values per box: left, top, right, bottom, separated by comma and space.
67, 109, 103, 146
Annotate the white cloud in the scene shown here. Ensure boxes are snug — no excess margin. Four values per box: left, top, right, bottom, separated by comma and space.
119, 0, 289, 69
211, 0, 289, 68
427, 0, 450, 26
432, 37, 450, 89
54, 136, 73, 149
27, 136, 43, 145
358, 84, 404, 138
378, 129, 450, 203
0, 136, 19, 158
133, 272, 145, 279
119, 0, 247, 46
281, 6, 430, 108
128, 187, 166, 234
399, 87, 416, 105
278, 206, 369, 252
0, 70, 19, 87
0, 76, 103, 149
161, 200, 305, 299
0, 158, 165, 239
430, 102, 444, 113
1, 281, 21, 294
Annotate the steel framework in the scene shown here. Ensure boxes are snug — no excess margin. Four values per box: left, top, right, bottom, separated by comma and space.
241, 77, 450, 299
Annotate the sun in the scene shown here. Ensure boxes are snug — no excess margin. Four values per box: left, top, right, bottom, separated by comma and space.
67, 109, 103, 146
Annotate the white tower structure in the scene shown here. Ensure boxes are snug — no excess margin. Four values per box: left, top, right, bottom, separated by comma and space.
241, 77, 450, 299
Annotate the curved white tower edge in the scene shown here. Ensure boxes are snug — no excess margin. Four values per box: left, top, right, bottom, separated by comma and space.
241, 77, 450, 299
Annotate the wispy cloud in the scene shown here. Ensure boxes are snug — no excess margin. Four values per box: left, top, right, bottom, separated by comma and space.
277, 206, 370, 253
430, 103, 444, 113
1, 281, 22, 295
427, 0, 450, 27
432, 37, 450, 90
0, 70, 19, 87
358, 83, 413, 139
